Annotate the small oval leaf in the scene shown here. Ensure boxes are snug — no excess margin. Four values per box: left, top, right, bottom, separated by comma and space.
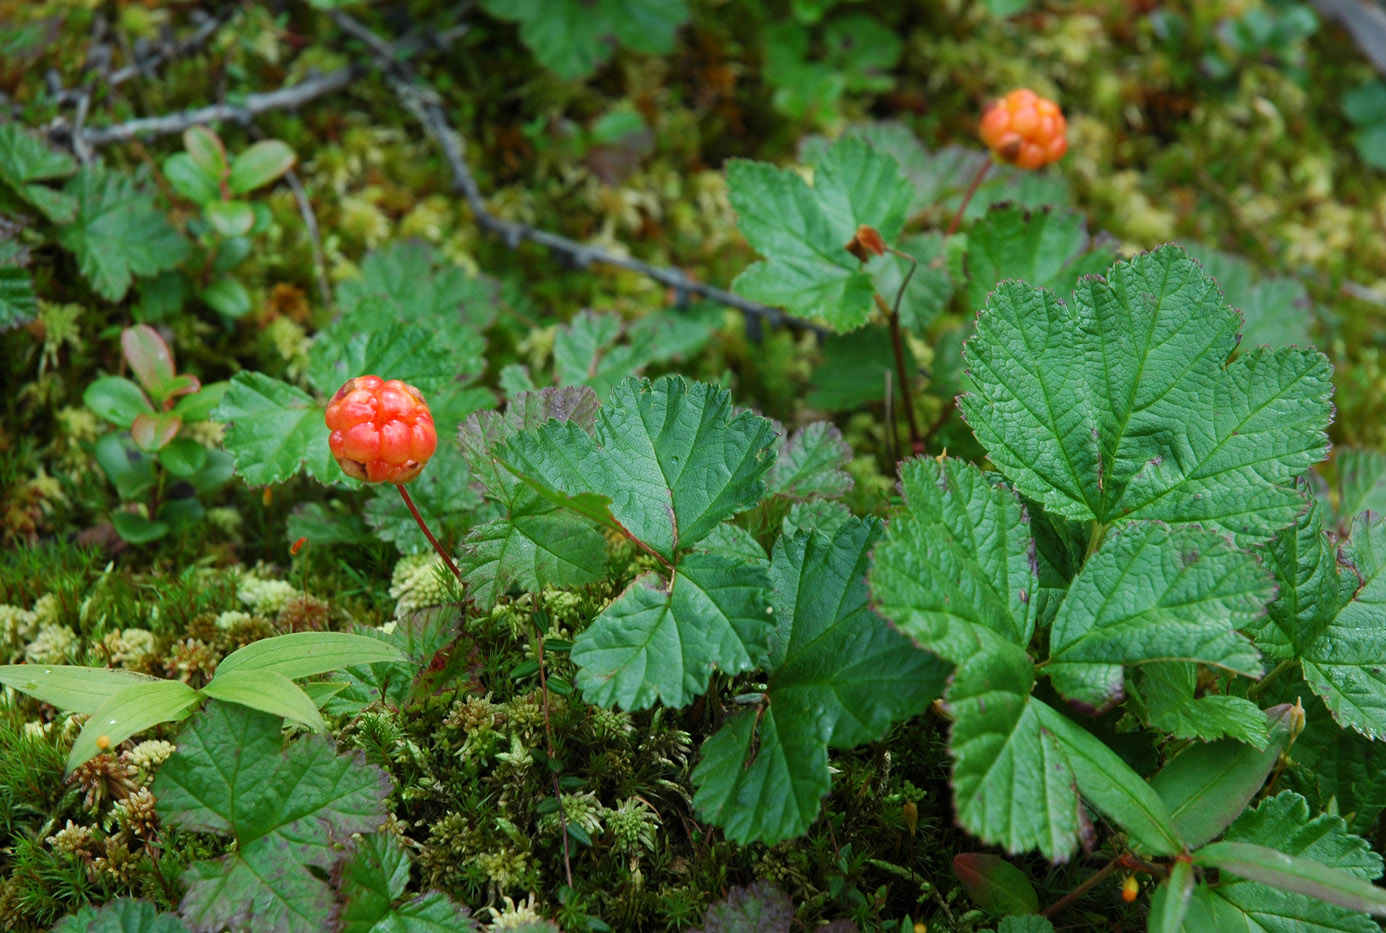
183, 125, 227, 178
204, 200, 254, 237
85, 376, 153, 428
228, 140, 295, 194
953, 853, 1040, 916
121, 324, 176, 399
66, 680, 201, 774
130, 412, 182, 452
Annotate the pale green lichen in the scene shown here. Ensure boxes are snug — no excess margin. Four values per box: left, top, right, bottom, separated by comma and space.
25, 624, 78, 664
238, 573, 299, 615
390, 553, 453, 618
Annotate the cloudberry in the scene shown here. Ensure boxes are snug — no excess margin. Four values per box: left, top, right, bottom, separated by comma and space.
325, 375, 437, 484
978, 89, 1068, 170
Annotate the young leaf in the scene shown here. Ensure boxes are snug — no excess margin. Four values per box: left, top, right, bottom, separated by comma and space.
198, 669, 327, 733
214, 371, 340, 486
85, 376, 154, 428
214, 631, 407, 681
729, 135, 915, 330
121, 324, 177, 400
571, 552, 773, 710
1135, 662, 1270, 748
0, 123, 78, 222
552, 309, 713, 399
960, 246, 1333, 544
1194, 842, 1386, 917
204, 199, 254, 237
1148, 859, 1195, 933
56, 163, 188, 302
477, 0, 689, 80
0, 664, 163, 714
1151, 703, 1301, 848
870, 456, 1040, 664
765, 421, 853, 500
499, 376, 777, 560
67, 680, 201, 773
154, 702, 392, 933
183, 126, 227, 179
1045, 521, 1269, 714
333, 833, 478, 932
692, 520, 947, 842
953, 853, 1040, 916
962, 204, 1112, 312
227, 140, 295, 194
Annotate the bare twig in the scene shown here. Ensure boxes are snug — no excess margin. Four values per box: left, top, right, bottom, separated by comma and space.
56, 65, 364, 146
332, 10, 824, 334
284, 166, 334, 314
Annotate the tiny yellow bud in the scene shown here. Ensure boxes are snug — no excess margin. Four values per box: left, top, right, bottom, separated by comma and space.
902, 800, 918, 837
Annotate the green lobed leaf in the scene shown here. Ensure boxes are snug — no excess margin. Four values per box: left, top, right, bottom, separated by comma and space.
996, 919, 1055, 933
198, 669, 327, 732
477, 0, 689, 80
56, 162, 189, 302
1135, 661, 1271, 748
1045, 521, 1269, 714
1185, 791, 1383, 933
552, 309, 714, 400
499, 376, 777, 560
0, 123, 78, 222
1151, 703, 1301, 848
0, 663, 163, 714
214, 371, 340, 486
307, 319, 457, 400
459, 385, 601, 503
334, 833, 478, 933
729, 135, 915, 331
456, 506, 608, 611
1256, 493, 1339, 660
960, 246, 1333, 544
694, 522, 768, 564
962, 204, 1113, 313
1294, 513, 1386, 738
572, 552, 774, 710
765, 421, 854, 501
337, 240, 498, 333
946, 644, 1080, 862
1189, 245, 1316, 349
154, 702, 392, 933
692, 880, 793, 933
692, 519, 947, 842
67, 680, 201, 773
869, 456, 1040, 664
53, 898, 191, 933
1336, 447, 1386, 526
0, 242, 36, 329
215, 631, 406, 681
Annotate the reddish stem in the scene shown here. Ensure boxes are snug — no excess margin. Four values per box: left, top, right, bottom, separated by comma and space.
946, 160, 992, 236
396, 483, 462, 582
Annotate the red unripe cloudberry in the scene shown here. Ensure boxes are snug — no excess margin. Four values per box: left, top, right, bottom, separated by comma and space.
324, 375, 437, 484
978, 89, 1068, 170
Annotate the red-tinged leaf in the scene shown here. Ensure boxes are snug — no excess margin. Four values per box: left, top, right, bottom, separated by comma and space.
953, 853, 1040, 916
130, 411, 181, 452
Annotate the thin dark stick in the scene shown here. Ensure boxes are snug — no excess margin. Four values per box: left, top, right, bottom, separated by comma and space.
395, 484, 461, 582
1041, 854, 1121, 920
532, 618, 575, 888
875, 294, 922, 456
945, 160, 992, 236
331, 10, 825, 335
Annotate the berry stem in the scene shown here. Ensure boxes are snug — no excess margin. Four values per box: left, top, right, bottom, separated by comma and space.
395, 483, 462, 582
946, 159, 991, 236
1041, 854, 1122, 920
875, 293, 924, 457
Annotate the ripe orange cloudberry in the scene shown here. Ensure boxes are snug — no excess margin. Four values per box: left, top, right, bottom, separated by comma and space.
978, 89, 1068, 170
325, 375, 437, 484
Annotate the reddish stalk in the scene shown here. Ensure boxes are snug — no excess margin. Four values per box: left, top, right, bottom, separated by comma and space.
395, 483, 461, 582
945, 160, 992, 236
